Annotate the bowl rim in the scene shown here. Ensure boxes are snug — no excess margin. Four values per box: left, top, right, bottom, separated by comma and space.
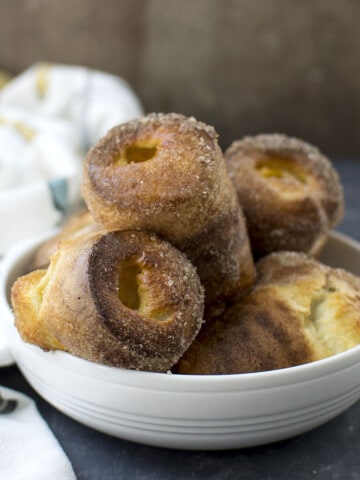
1, 229, 360, 391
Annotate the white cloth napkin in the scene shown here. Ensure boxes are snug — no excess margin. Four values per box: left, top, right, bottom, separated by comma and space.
0, 107, 82, 189
0, 62, 143, 149
0, 107, 82, 254
0, 386, 76, 480
0, 63, 143, 255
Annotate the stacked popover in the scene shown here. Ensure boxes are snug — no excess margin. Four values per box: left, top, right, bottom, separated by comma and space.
82, 113, 256, 313
174, 252, 360, 374
11, 113, 360, 374
225, 134, 344, 258
13, 230, 204, 371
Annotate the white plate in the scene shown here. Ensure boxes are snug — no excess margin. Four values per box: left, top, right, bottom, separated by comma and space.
0, 230, 359, 450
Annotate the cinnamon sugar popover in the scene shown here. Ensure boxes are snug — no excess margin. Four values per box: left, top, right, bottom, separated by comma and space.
82, 113, 255, 314
225, 134, 344, 258
174, 251, 360, 375
12, 230, 204, 372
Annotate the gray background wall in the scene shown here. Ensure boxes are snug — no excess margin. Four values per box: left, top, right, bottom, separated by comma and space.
1, 0, 359, 156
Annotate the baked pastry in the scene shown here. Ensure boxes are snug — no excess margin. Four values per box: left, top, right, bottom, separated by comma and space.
12, 230, 204, 372
82, 113, 255, 313
30, 209, 99, 270
225, 134, 344, 258
174, 251, 360, 374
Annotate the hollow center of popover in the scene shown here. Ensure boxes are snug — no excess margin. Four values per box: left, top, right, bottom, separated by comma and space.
117, 258, 174, 322
256, 158, 307, 185
118, 261, 141, 310
114, 142, 158, 166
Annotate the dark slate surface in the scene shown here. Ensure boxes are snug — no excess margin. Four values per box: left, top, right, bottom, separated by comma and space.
1, 159, 359, 480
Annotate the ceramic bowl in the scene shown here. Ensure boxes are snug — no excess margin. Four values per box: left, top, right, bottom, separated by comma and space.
0, 231, 359, 450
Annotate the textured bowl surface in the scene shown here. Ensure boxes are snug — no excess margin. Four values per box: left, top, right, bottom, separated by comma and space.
0, 230, 359, 450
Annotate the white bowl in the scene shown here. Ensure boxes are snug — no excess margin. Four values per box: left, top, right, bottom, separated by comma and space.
0, 231, 359, 450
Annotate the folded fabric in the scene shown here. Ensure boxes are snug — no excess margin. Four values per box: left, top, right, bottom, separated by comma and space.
0, 62, 143, 150
0, 63, 143, 255
0, 107, 81, 189
0, 179, 80, 256
0, 386, 76, 480
0, 108, 81, 254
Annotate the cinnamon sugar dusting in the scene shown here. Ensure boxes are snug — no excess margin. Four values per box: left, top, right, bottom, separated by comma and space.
82, 113, 256, 312
12, 114, 355, 375
225, 133, 344, 258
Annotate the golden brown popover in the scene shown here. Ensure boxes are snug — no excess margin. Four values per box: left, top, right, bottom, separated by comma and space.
82, 113, 255, 313
12, 230, 204, 372
225, 134, 344, 258
174, 251, 360, 374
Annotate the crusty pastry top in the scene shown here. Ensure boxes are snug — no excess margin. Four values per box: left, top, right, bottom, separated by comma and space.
256, 251, 360, 357
12, 230, 205, 371
174, 251, 360, 374
82, 112, 226, 240
225, 134, 344, 257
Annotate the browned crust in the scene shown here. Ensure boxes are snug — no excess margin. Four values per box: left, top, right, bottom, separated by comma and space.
173, 292, 317, 375
12, 230, 204, 372
82, 113, 255, 311
174, 252, 360, 375
82, 113, 222, 239
225, 134, 344, 258
182, 199, 255, 312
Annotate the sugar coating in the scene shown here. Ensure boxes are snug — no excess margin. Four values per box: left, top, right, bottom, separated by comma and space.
12, 230, 205, 372
225, 133, 344, 258
174, 251, 360, 374
82, 113, 256, 311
